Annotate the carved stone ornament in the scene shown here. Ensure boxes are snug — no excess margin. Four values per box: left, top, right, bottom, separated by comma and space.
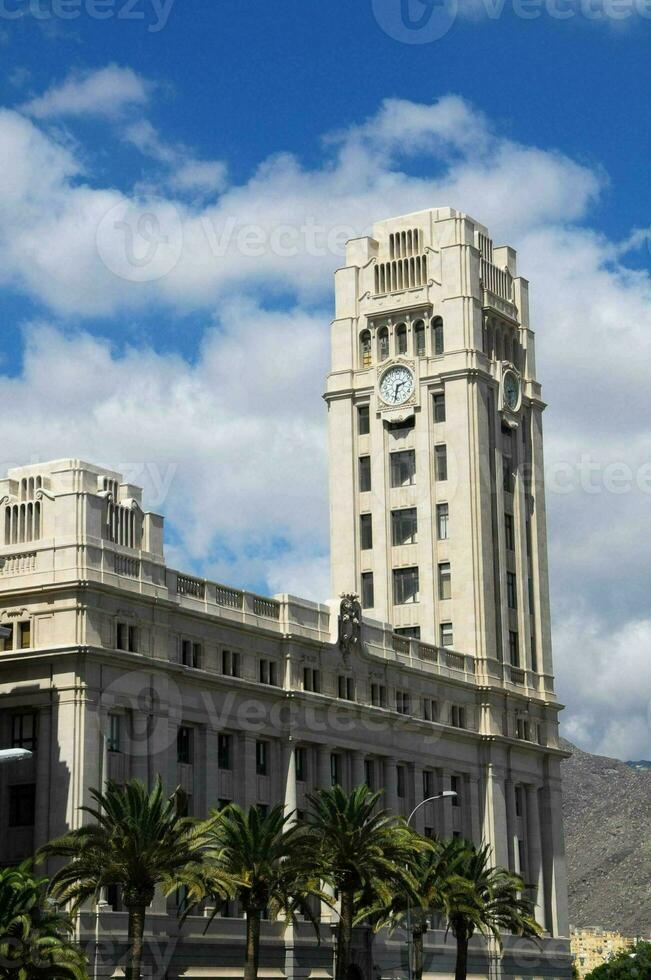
338, 592, 362, 658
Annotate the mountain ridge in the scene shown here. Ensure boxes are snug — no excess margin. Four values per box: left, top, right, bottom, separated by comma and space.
561, 738, 651, 934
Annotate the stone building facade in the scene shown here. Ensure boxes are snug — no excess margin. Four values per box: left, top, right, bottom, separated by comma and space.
0, 206, 571, 979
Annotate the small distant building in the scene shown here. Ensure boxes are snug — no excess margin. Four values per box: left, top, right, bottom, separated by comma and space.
571, 926, 635, 978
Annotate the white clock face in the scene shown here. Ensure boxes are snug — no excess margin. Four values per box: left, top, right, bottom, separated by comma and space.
379, 365, 415, 406
504, 372, 520, 411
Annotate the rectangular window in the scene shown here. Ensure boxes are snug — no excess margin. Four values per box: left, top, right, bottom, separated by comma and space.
395, 626, 420, 639
11, 712, 37, 752
361, 572, 374, 610
177, 726, 193, 764
338, 675, 354, 701
423, 770, 434, 798
435, 444, 448, 481
503, 458, 513, 494
107, 714, 120, 753
371, 683, 387, 708
438, 562, 451, 600
531, 632, 538, 674
437, 503, 449, 540
391, 507, 417, 546
450, 775, 461, 807
515, 785, 524, 817
396, 690, 410, 715
359, 456, 372, 493
259, 659, 278, 686
390, 450, 416, 488
357, 405, 370, 436
303, 667, 320, 693
364, 759, 374, 789
0, 624, 14, 652
393, 567, 419, 605
422, 699, 438, 722
451, 706, 466, 729
433, 319, 444, 356
296, 747, 307, 782
440, 622, 453, 648
218, 733, 232, 770
505, 513, 515, 550
360, 514, 373, 550
330, 752, 341, 787
181, 639, 200, 668
222, 649, 241, 677
18, 622, 31, 649
509, 630, 520, 667
433, 392, 446, 423
256, 740, 268, 776
397, 765, 406, 799
9, 784, 36, 827
507, 572, 517, 610
116, 622, 128, 651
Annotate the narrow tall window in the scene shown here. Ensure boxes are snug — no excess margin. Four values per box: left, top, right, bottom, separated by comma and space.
296, 747, 307, 782
218, 733, 232, 770
107, 715, 120, 753
509, 630, 520, 667
505, 513, 515, 550
364, 759, 374, 789
360, 514, 373, 550
330, 753, 341, 787
357, 405, 370, 436
438, 562, 452, 600
359, 456, 372, 493
390, 450, 416, 488
432, 317, 444, 355
440, 622, 453, 647
396, 323, 407, 354
435, 444, 448, 481
338, 675, 355, 701
378, 327, 389, 362
18, 622, 31, 650
360, 330, 372, 368
433, 392, 446, 423
177, 726, 193, 764
414, 320, 426, 356
361, 572, 374, 609
397, 765, 406, 799
393, 567, 419, 605
256, 740, 268, 776
437, 503, 449, 540
391, 508, 417, 546
450, 775, 461, 806
507, 572, 517, 609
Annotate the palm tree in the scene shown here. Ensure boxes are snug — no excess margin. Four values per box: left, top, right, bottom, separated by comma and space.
0, 864, 87, 979
39, 777, 232, 980
439, 840, 542, 980
364, 836, 468, 980
305, 785, 422, 980
204, 804, 324, 980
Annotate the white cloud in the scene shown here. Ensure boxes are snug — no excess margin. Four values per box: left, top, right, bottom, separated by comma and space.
0, 90, 650, 759
124, 119, 228, 195
0, 304, 330, 593
21, 65, 150, 119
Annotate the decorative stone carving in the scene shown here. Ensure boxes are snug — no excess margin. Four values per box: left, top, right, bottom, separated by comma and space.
338, 592, 362, 658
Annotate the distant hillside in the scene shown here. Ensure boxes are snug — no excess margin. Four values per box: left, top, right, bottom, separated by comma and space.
627, 760, 651, 771
561, 739, 651, 934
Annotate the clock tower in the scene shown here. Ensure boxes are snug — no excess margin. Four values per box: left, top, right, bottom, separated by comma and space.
325, 206, 552, 680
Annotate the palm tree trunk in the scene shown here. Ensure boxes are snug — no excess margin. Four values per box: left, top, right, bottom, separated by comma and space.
454, 931, 469, 980
244, 910, 261, 980
335, 888, 354, 980
125, 905, 147, 980
413, 928, 424, 980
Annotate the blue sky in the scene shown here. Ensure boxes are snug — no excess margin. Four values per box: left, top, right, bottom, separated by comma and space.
1, 0, 650, 759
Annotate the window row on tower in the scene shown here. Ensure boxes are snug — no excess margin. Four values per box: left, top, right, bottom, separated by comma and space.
359, 317, 444, 369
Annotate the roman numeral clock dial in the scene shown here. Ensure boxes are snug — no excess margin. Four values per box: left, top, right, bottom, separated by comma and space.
379, 365, 415, 406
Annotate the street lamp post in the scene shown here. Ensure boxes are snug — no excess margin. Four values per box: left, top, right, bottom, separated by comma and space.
405, 792, 457, 980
